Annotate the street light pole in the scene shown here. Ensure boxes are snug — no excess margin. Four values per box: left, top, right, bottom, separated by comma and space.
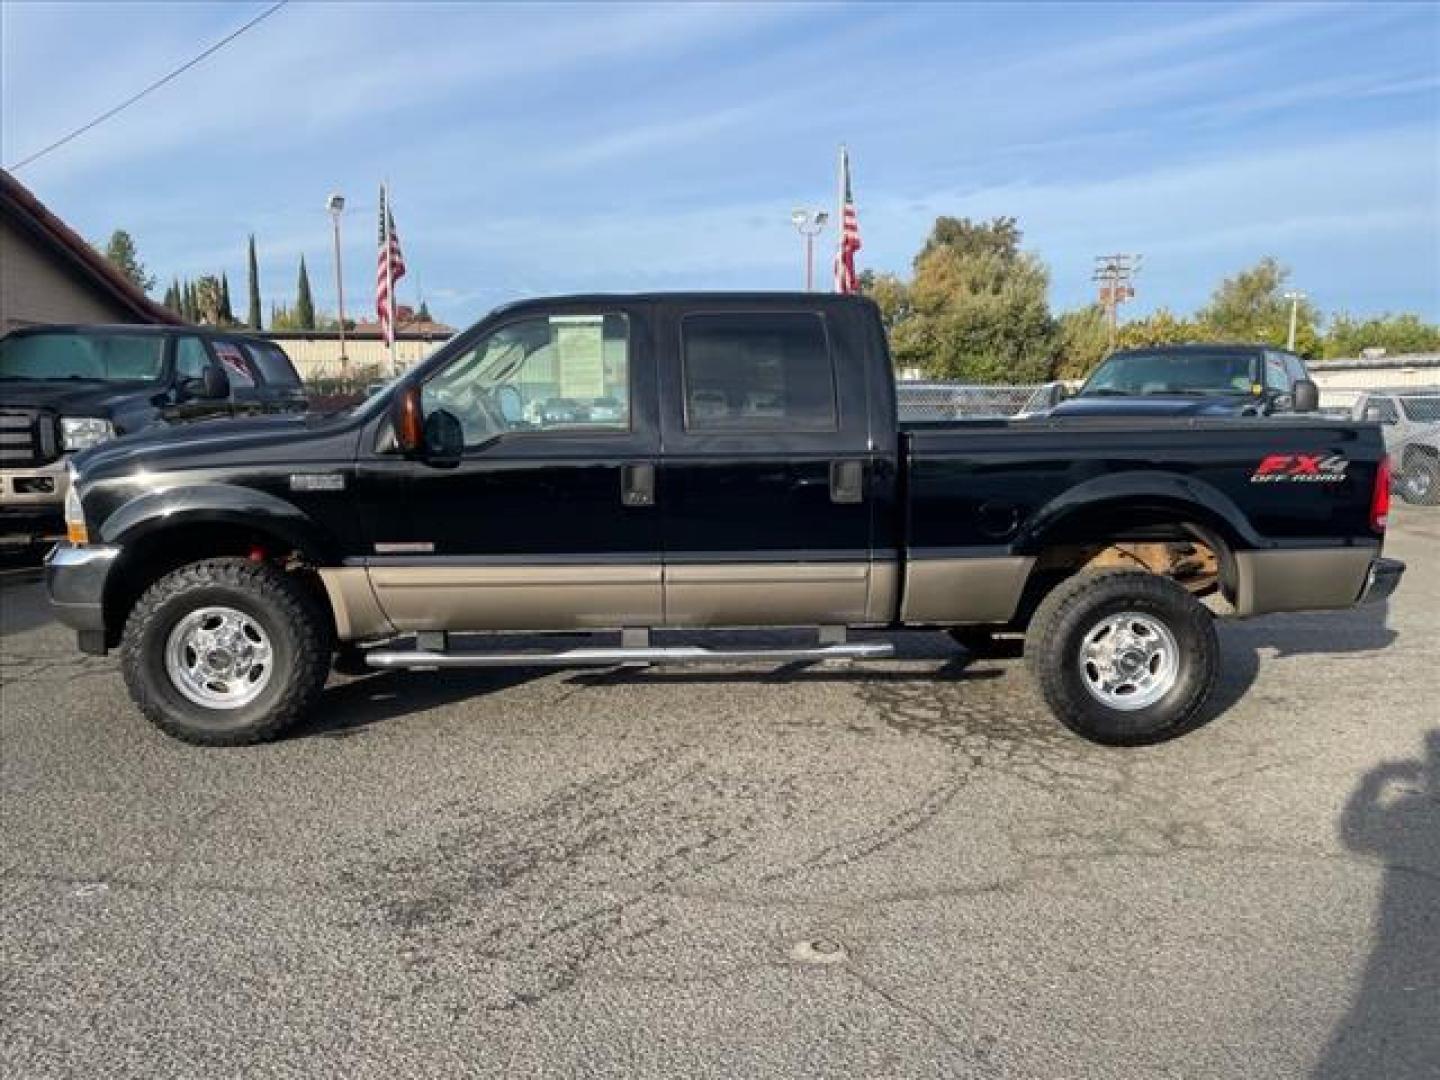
326, 193, 347, 371
1283, 290, 1305, 352
790, 208, 829, 291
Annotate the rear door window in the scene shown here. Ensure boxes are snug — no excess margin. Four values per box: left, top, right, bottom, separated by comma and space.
211, 342, 257, 391
244, 342, 302, 387
1263, 352, 1290, 391
681, 312, 837, 432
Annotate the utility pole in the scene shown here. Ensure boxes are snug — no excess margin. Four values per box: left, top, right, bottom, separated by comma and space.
1283, 290, 1306, 352
1092, 253, 1142, 349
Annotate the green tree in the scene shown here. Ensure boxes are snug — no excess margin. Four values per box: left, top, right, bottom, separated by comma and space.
888, 216, 1054, 381
1053, 305, 1111, 380
1118, 308, 1217, 350
98, 229, 155, 294
246, 235, 262, 329
193, 275, 224, 324
182, 279, 197, 323
1198, 256, 1321, 355
1323, 312, 1440, 359
162, 279, 180, 314
416, 299, 432, 322
219, 273, 235, 325
295, 256, 316, 330
860, 270, 911, 335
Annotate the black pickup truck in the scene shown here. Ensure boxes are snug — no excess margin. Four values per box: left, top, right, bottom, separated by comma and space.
1051, 343, 1320, 419
0, 324, 306, 543
46, 293, 1403, 747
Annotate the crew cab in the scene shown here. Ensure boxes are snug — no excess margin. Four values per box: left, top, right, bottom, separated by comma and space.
1052, 343, 1320, 419
46, 294, 1402, 747
0, 324, 305, 542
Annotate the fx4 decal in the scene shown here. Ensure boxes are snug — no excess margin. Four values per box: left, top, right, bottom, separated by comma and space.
1251, 453, 1350, 484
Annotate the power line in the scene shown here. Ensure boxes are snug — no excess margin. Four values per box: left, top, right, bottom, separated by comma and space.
6, 1, 289, 173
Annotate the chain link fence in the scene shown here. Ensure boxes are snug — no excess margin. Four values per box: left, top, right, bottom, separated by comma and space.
895, 381, 1066, 421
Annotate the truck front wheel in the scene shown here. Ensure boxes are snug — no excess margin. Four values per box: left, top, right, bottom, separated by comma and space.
1026, 570, 1218, 745
120, 558, 331, 746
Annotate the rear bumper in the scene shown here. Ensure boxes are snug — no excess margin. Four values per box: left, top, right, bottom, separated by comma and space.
44, 543, 120, 654
1357, 557, 1405, 606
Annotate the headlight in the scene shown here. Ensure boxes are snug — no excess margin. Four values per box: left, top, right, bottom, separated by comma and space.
61, 417, 115, 452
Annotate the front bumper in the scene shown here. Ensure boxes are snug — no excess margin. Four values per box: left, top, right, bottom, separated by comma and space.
44, 543, 120, 654
1357, 557, 1405, 606
0, 458, 69, 540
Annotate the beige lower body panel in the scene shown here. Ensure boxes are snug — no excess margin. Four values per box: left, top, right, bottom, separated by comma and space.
900, 556, 1036, 625
318, 568, 395, 640
663, 562, 871, 627
1232, 547, 1375, 616
347, 560, 891, 636
368, 564, 663, 632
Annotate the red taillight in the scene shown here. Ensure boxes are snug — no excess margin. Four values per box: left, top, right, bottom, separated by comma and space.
1371, 455, 1391, 533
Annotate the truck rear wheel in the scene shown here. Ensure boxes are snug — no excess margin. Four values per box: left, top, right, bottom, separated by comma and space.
1025, 570, 1218, 745
120, 558, 331, 746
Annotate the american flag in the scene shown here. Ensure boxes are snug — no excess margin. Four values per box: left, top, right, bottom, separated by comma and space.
376, 184, 407, 346
833, 146, 861, 294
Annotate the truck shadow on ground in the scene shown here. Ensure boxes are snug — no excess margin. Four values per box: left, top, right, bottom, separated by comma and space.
1205, 601, 1398, 725
292, 603, 1398, 743
1313, 729, 1440, 1079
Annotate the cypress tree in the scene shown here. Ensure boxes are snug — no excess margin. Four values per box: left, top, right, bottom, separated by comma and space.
417, 299, 432, 322
220, 273, 234, 324
295, 256, 316, 330
246, 235, 262, 329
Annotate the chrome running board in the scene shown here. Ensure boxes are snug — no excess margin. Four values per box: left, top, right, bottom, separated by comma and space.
364, 642, 893, 670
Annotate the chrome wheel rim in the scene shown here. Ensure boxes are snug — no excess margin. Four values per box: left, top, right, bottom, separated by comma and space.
164, 606, 273, 710
1078, 611, 1179, 712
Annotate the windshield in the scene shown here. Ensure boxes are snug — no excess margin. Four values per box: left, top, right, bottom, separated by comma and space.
0, 331, 166, 382
1081, 351, 1258, 397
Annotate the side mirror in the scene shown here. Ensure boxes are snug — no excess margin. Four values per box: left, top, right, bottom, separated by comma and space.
201, 362, 230, 400
180, 364, 230, 401
1292, 378, 1320, 413
393, 383, 424, 454
423, 408, 463, 467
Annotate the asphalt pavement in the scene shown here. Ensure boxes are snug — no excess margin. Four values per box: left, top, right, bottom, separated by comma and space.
2, 508, 1437, 1078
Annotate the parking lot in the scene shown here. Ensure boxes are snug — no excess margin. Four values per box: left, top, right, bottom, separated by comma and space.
1, 508, 1435, 1079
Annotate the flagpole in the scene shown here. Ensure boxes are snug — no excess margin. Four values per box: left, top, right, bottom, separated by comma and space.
384, 181, 398, 375
834, 145, 846, 293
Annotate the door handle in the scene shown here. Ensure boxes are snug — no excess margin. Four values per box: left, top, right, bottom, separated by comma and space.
830, 459, 864, 504
621, 463, 654, 507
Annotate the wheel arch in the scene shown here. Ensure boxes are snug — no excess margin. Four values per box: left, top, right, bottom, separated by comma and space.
98, 486, 338, 648
1007, 472, 1253, 624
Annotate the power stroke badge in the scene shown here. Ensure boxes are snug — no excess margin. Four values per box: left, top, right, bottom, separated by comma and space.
1251, 453, 1350, 484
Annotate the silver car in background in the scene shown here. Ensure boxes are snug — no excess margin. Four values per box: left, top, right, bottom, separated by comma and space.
1353, 388, 1440, 505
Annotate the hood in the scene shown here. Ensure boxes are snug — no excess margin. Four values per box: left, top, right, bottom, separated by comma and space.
76, 412, 346, 477
0, 378, 158, 416
1048, 394, 1262, 419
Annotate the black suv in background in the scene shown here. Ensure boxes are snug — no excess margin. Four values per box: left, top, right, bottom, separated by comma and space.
1051, 343, 1320, 419
0, 325, 306, 542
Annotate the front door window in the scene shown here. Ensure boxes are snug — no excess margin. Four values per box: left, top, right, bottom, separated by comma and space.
422, 314, 630, 447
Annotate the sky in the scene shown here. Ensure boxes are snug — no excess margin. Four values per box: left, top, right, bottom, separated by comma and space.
3, 1, 1437, 329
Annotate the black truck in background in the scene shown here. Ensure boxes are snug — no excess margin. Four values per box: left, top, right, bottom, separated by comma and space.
0, 325, 305, 543
1052, 343, 1321, 419
46, 294, 1402, 747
